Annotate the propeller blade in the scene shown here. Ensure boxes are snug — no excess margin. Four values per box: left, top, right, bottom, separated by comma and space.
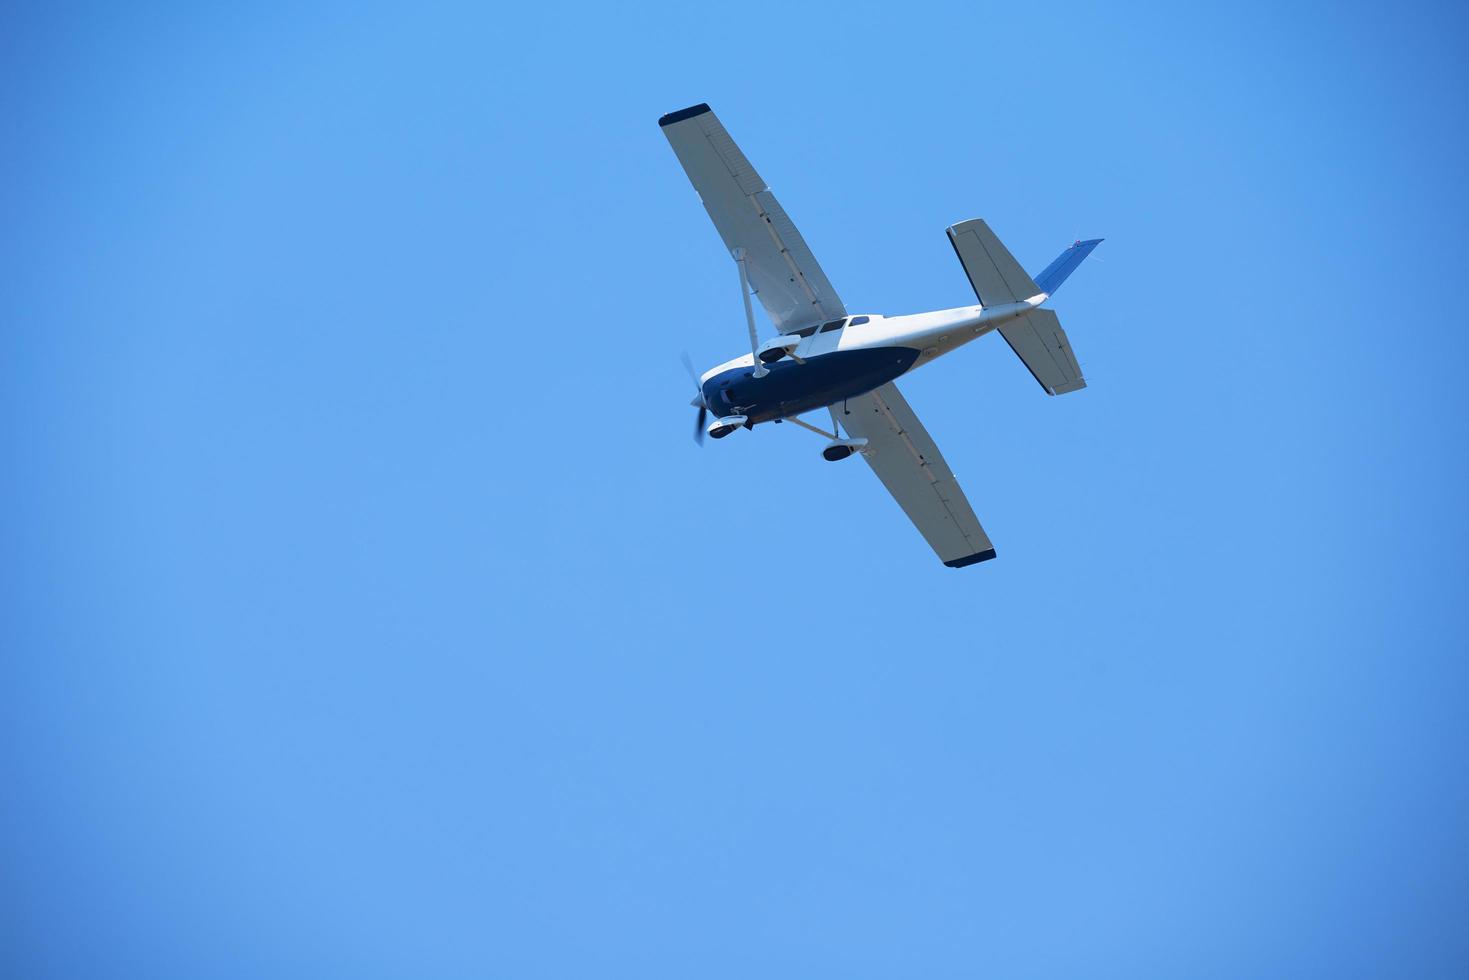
682, 353, 708, 445
680, 351, 702, 392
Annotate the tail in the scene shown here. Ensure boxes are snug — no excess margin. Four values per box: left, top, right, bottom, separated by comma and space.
1033, 238, 1103, 297
946, 219, 1102, 396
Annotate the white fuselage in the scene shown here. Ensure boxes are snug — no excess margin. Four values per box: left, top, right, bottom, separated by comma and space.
694, 297, 1049, 427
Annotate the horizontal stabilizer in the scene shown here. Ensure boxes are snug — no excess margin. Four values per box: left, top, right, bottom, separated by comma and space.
1033, 238, 1103, 297
998, 309, 1086, 396
946, 219, 1040, 307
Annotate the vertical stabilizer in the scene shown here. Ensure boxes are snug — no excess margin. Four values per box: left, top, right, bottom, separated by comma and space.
1033, 238, 1103, 297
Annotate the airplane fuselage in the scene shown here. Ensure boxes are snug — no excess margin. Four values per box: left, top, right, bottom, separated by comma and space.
698, 299, 1044, 426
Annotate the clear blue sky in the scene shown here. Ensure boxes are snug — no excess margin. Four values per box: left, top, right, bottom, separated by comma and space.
5, 2, 1468, 976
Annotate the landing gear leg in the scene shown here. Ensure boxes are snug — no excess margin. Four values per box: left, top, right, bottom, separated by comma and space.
820, 405, 867, 462
779, 412, 866, 460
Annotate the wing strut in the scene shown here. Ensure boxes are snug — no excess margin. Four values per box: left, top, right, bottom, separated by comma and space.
733, 248, 768, 378
785, 414, 835, 439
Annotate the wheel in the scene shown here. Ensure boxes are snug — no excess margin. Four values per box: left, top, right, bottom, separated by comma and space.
822, 444, 854, 462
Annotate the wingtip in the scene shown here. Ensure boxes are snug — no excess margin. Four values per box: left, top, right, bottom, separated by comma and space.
944, 548, 998, 568
658, 103, 712, 127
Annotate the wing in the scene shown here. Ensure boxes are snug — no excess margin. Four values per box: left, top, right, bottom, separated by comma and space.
837, 383, 997, 568
659, 104, 845, 334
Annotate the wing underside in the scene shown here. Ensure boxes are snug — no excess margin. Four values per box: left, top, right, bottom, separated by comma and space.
659, 104, 845, 335
837, 383, 996, 567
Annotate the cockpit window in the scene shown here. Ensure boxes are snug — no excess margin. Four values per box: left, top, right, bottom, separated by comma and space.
791, 324, 819, 338
818, 318, 845, 333
848, 316, 870, 326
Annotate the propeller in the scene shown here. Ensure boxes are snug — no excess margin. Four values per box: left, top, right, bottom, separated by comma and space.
681, 351, 708, 445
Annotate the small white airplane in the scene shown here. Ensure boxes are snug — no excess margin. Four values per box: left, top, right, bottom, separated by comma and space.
662, 103, 1102, 568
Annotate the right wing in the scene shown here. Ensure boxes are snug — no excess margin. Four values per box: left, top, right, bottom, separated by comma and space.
659, 104, 845, 335
837, 382, 997, 568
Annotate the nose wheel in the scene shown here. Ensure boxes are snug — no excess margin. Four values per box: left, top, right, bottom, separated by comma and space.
706, 415, 748, 440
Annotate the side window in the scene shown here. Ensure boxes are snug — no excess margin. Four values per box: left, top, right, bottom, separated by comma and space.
793, 324, 819, 338
818, 318, 846, 333
848, 316, 869, 326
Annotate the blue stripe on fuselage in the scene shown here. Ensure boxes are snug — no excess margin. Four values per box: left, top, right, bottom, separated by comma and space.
701, 346, 920, 424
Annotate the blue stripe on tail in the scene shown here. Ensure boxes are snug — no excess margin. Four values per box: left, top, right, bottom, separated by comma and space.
1033, 238, 1103, 297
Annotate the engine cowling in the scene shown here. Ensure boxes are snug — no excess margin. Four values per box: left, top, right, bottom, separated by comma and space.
757, 335, 802, 364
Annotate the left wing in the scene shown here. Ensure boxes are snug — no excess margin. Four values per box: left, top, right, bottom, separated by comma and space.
837, 383, 997, 568
659, 103, 845, 334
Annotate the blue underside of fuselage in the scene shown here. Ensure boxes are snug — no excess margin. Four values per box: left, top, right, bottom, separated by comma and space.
701, 346, 921, 424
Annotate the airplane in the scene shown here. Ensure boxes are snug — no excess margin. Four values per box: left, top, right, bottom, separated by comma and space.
661, 103, 1102, 568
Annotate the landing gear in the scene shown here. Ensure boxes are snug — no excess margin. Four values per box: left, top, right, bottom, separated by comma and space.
706, 415, 747, 440
757, 335, 802, 364
780, 407, 869, 460
821, 439, 868, 461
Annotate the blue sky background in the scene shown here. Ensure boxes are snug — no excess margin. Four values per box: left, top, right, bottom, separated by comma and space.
5, 2, 1469, 976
